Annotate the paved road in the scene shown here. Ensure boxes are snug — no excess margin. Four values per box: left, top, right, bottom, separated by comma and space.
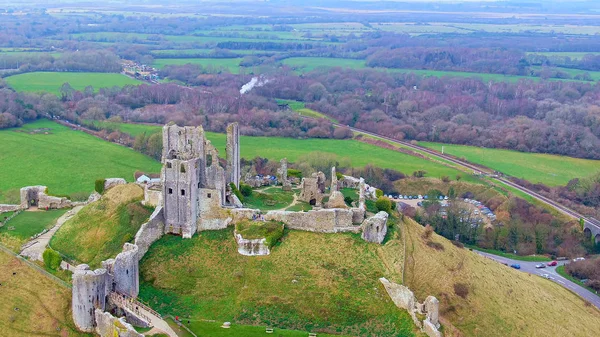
474, 250, 600, 309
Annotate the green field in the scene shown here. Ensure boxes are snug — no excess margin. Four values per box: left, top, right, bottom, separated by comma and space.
151, 49, 281, 57
0, 209, 68, 252
275, 99, 338, 122
181, 318, 349, 337
94, 121, 473, 183
0, 209, 66, 240
0, 120, 161, 202
530, 65, 600, 81
153, 58, 244, 73
5, 72, 142, 95
419, 142, 600, 186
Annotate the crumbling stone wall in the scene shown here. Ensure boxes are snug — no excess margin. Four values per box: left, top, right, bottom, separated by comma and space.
134, 207, 164, 260
277, 158, 292, 191
0, 204, 21, 212
72, 265, 108, 332
198, 188, 230, 231
94, 309, 143, 337
379, 278, 442, 337
234, 231, 271, 256
104, 178, 126, 191
299, 173, 325, 207
20, 186, 72, 209
142, 182, 162, 207
265, 209, 360, 233
111, 243, 139, 298
226, 122, 240, 189
361, 211, 389, 244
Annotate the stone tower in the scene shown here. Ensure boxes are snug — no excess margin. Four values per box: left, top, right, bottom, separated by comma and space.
161, 125, 205, 238
102, 243, 139, 298
72, 265, 108, 332
226, 122, 240, 189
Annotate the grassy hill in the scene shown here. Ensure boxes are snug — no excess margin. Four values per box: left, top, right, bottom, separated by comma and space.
138, 211, 600, 337
0, 120, 161, 203
0, 250, 92, 337
401, 217, 600, 337
5, 72, 142, 95
139, 225, 414, 337
419, 142, 600, 186
51, 184, 152, 267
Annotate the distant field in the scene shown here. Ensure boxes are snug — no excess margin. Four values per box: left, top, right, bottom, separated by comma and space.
0, 120, 161, 202
95, 121, 476, 183
281, 57, 366, 72
373, 22, 600, 36
5, 72, 142, 95
419, 142, 600, 186
527, 52, 600, 59
531, 65, 600, 81
153, 58, 244, 73
151, 48, 282, 57
275, 99, 338, 122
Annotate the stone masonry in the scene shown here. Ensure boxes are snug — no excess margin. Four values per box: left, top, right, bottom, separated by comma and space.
379, 277, 442, 337
298, 172, 326, 206
95, 309, 143, 337
103, 243, 139, 298
277, 158, 292, 191
226, 122, 240, 189
361, 211, 389, 244
20, 185, 72, 209
72, 265, 108, 332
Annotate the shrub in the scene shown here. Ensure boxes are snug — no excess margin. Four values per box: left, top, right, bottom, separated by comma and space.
441, 176, 450, 183
95, 179, 106, 194
375, 196, 392, 214
336, 172, 344, 181
375, 189, 384, 198
451, 240, 464, 248
422, 224, 433, 240
230, 183, 244, 203
427, 241, 445, 251
287, 169, 302, 178
413, 170, 427, 178
454, 283, 470, 299
43, 248, 62, 271
239, 183, 253, 197
344, 196, 354, 206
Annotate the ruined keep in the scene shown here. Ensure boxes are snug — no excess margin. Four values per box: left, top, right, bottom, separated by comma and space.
162, 125, 205, 238
226, 123, 241, 189
299, 172, 326, 206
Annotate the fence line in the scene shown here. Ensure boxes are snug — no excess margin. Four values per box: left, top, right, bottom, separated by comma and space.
0, 243, 71, 288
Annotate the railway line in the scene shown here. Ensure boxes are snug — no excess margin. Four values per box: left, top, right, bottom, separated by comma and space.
331, 122, 600, 233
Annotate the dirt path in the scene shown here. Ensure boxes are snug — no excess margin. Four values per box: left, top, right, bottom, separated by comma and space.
20, 206, 84, 261
273, 193, 298, 211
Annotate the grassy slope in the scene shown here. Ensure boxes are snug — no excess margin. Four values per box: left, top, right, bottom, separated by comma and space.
0, 209, 67, 252
139, 227, 413, 337
0, 120, 161, 202
419, 141, 600, 186
401, 217, 600, 337
51, 184, 152, 267
0, 250, 92, 337
275, 99, 339, 122
5, 72, 142, 95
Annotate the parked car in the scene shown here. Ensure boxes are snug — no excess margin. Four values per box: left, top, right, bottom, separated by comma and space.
541, 274, 553, 280
535, 263, 546, 269
510, 264, 521, 269
548, 261, 558, 267
573, 257, 585, 262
